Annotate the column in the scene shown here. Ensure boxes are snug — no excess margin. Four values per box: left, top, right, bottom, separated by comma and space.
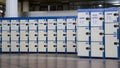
23, 0, 29, 12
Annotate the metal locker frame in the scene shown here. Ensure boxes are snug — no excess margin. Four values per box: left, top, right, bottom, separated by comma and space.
2, 41, 11, 52
38, 41, 47, 52
57, 30, 66, 41
11, 31, 20, 41
29, 30, 38, 41
29, 19, 38, 30
38, 30, 47, 41
20, 41, 28, 52
48, 41, 57, 52
67, 41, 76, 52
48, 19, 57, 30
29, 41, 38, 52
38, 19, 47, 30
11, 41, 20, 52
57, 41, 66, 52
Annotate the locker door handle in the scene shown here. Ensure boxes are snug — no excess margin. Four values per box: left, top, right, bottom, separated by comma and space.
86, 47, 90, 50
86, 32, 90, 35
53, 45, 57, 47
86, 18, 90, 20
7, 24, 10, 26
26, 34, 29, 36
7, 45, 11, 47
63, 34, 66, 36
53, 23, 57, 25
114, 25, 119, 28
35, 34, 38, 36
8, 34, 11, 36
16, 34, 20, 36
0, 34, 1, 36
16, 24, 19, 26
44, 23, 47, 25
0, 24, 1, 26
73, 23, 76, 25
63, 45, 67, 47
99, 48, 104, 50
114, 42, 119, 45
44, 34, 47, 36
114, 13, 119, 16
99, 17, 104, 20
54, 34, 57, 36
73, 45, 76, 47
35, 45, 38, 47
99, 32, 104, 35
26, 24, 29, 26
73, 34, 76, 36
35, 23, 38, 25
26, 45, 29, 47
63, 23, 66, 25
44, 45, 47, 47
16, 45, 20, 47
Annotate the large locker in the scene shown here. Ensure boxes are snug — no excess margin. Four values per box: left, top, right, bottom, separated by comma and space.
29, 31, 38, 41
57, 30, 66, 40
11, 20, 19, 30
2, 31, 11, 41
38, 19, 47, 30
29, 19, 38, 30
91, 27, 104, 42
57, 41, 66, 52
20, 41, 28, 52
67, 18, 76, 29
77, 42, 90, 57
48, 19, 57, 30
91, 42, 104, 57
48, 41, 57, 52
20, 20, 29, 30
11, 41, 20, 52
11, 31, 20, 41
29, 41, 38, 52
2, 41, 11, 52
20, 31, 29, 40
38, 41, 47, 52
67, 30, 76, 41
2, 20, 10, 31
38, 30, 47, 40
57, 18, 66, 29
48, 30, 56, 40
67, 41, 76, 52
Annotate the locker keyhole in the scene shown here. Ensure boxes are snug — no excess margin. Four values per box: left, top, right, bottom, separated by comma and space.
63, 23, 66, 25
7, 45, 11, 47
99, 17, 104, 20
86, 18, 90, 20
114, 25, 119, 28
114, 13, 118, 16
26, 45, 29, 47
8, 34, 11, 36
63, 45, 67, 47
114, 42, 119, 45
35, 45, 38, 47
16, 24, 19, 26
73, 45, 76, 47
44, 23, 47, 25
86, 47, 90, 50
26, 24, 28, 26
16, 45, 20, 47
35, 23, 38, 25
44, 45, 47, 47
99, 48, 104, 50
53, 45, 57, 47
35, 34, 38, 36
26, 34, 29, 36
86, 32, 90, 35
99, 32, 104, 35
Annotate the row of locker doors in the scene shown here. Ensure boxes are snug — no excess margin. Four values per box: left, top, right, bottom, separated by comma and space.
1, 41, 76, 53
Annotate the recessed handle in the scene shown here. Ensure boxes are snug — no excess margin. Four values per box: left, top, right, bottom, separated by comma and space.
0, 34, 1, 36
8, 34, 11, 36
44, 23, 47, 25
63, 45, 67, 47
35, 45, 38, 47
63, 34, 66, 36
16, 34, 20, 36
114, 42, 119, 45
7, 45, 11, 47
114, 25, 119, 28
26, 45, 29, 47
0, 24, 1, 26
35, 34, 38, 36
54, 34, 57, 36
53, 45, 57, 47
99, 17, 104, 20
16, 45, 20, 47
44, 45, 47, 47
35, 23, 38, 25
53, 23, 57, 25
44, 34, 47, 36
114, 13, 118, 16
26, 24, 28, 26
63, 23, 66, 25
86, 18, 90, 20
86, 32, 90, 35
99, 48, 104, 50
16, 24, 19, 26
73, 23, 76, 25
86, 47, 90, 50
73, 34, 76, 36
99, 32, 104, 35
73, 45, 76, 47
26, 34, 29, 36
7, 24, 10, 26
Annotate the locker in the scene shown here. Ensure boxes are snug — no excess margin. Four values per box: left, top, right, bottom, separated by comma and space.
20, 20, 28, 30
0, 33, 1, 42
78, 11, 90, 26
57, 41, 66, 52
67, 30, 76, 40
38, 19, 47, 30
2, 20, 10, 30
48, 30, 56, 40
11, 41, 20, 52
77, 27, 90, 41
38, 41, 47, 52
20, 31, 28, 40
2, 41, 11, 52
105, 23, 119, 34
38, 30, 47, 40
105, 35, 119, 58
48, 19, 57, 29
91, 42, 104, 57
2, 31, 10, 41
57, 19, 66, 29
48, 41, 57, 52
91, 27, 104, 42
67, 41, 76, 52
29, 19, 38, 30
67, 18, 76, 29
11, 31, 20, 41
29, 31, 38, 41
20, 41, 28, 52
57, 30, 66, 40
29, 41, 38, 52
77, 42, 90, 57
11, 20, 19, 30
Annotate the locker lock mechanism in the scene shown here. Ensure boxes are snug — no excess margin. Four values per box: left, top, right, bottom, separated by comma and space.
16, 24, 19, 26
35, 23, 38, 25
7, 45, 11, 47
99, 48, 104, 50
99, 32, 104, 35
7, 24, 10, 26
8, 34, 11, 36
86, 32, 90, 35
0, 34, 1, 36
44, 34, 47, 36
73, 45, 76, 47
44, 45, 47, 47
63, 34, 66, 36
99, 17, 104, 20
114, 42, 119, 45
114, 25, 119, 28
35, 45, 38, 47
86, 47, 91, 50
35, 34, 38, 36
114, 13, 119, 16
26, 24, 29, 26
54, 34, 57, 36
0, 24, 1, 26
63, 45, 67, 47
26, 34, 29, 36
53, 45, 57, 47
26, 45, 29, 47
86, 18, 90, 20
16, 34, 20, 36
16, 45, 20, 47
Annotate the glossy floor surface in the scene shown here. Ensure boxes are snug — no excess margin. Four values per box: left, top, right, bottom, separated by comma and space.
0, 54, 120, 68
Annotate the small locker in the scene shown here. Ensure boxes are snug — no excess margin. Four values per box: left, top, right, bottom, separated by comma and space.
38, 30, 47, 40
57, 30, 66, 40
20, 41, 28, 52
48, 41, 57, 52
57, 18, 66, 29
2, 41, 11, 52
48, 30, 56, 40
2, 20, 10, 30
67, 41, 76, 52
38, 41, 47, 52
67, 18, 76, 29
20, 31, 29, 41
11, 31, 20, 41
20, 20, 29, 30
38, 19, 47, 30
29, 31, 38, 41
11, 20, 19, 30
2, 31, 10, 41
11, 41, 20, 52
29, 41, 38, 52
29, 19, 38, 30
57, 41, 66, 52
67, 30, 76, 41
48, 19, 57, 30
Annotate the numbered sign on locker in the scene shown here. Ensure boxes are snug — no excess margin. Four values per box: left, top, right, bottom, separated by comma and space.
38, 19, 47, 30
11, 31, 20, 41
67, 41, 76, 52
67, 30, 76, 41
20, 20, 29, 30
2, 20, 10, 30
20, 31, 29, 41
57, 30, 66, 40
29, 31, 38, 41
57, 41, 66, 52
29, 41, 38, 52
38, 41, 47, 52
48, 19, 57, 30
2, 31, 10, 41
57, 18, 66, 29
67, 18, 76, 29
11, 20, 19, 30
2, 41, 11, 52
48, 41, 57, 52
11, 41, 20, 52
38, 30, 47, 40
48, 30, 56, 40
20, 41, 28, 52
29, 19, 38, 30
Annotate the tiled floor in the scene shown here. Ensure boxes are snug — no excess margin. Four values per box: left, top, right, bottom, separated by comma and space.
0, 54, 119, 68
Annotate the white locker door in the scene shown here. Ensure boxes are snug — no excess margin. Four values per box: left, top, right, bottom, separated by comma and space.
77, 27, 90, 41
57, 19, 66, 29
20, 31, 28, 40
48, 41, 56, 52
20, 41, 28, 52
20, 20, 28, 30
57, 30, 66, 40
67, 41, 76, 52
38, 30, 46, 40
29, 41, 37, 52
29, 31, 38, 41
38, 41, 46, 52
11, 41, 19, 52
67, 30, 76, 41
48, 19, 56, 30
91, 42, 104, 57
11, 20, 19, 30
57, 41, 66, 52
77, 42, 90, 57
2, 20, 10, 30
67, 18, 76, 29
91, 12, 104, 26
91, 27, 104, 42
38, 19, 47, 30
48, 30, 56, 40
78, 12, 90, 26
105, 23, 119, 34
105, 35, 119, 58
2, 31, 10, 41
11, 31, 19, 41
2, 41, 10, 52
29, 20, 37, 30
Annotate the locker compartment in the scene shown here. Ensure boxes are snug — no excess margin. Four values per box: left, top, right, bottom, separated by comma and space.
20, 20, 28, 30
91, 12, 104, 26
2, 20, 10, 30
29, 41, 38, 52
48, 41, 57, 52
11, 31, 20, 41
105, 35, 119, 58
57, 41, 66, 52
67, 18, 76, 29
11, 20, 19, 30
67, 30, 76, 40
38, 41, 47, 52
29, 31, 38, 41
38, 19, 47, 30
77, 42, 90, 57
48, 30, 56, 40
29, 20, 38, 30
48, 19, 57, 29
77, 27, 90, 41
91, 42, 104, 57
57, 19, 66, 29
105, 23, 119, 34
11, 41, 20, 52
78, 12, 90, 26
57, 30, 66, 40
2, 41, 11, 52
2, 31, 10, 41
20, 31, 29, 40
20, 41, 28, 52
91, 27, 104, 42
67, 41, 76, 52
38, 30, 47, 40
